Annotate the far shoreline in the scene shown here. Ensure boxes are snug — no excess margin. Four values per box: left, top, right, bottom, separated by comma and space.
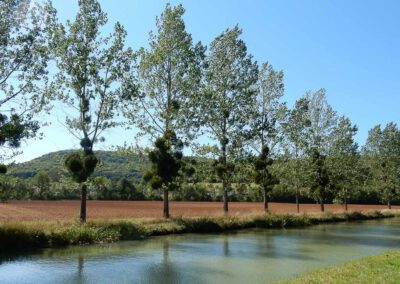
0, 210, 398, 252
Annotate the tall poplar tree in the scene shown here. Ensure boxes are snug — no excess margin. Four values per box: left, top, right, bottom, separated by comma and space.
123, 4, 204, 218
305, 89, 338, 211
281, 97, 311, 213
249, 62, 286, 210
327, 116, 359, 210
46, 0, 135, 222
199, 26, 258, 213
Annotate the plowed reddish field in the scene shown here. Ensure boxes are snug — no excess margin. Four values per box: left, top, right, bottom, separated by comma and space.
0, 201, 397, 222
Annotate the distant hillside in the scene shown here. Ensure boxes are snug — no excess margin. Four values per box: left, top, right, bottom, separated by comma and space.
8, 150, 147, 181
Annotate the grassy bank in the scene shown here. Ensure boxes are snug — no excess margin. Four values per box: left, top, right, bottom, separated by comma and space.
0, 210, 396, 251
280, 249, 400, 284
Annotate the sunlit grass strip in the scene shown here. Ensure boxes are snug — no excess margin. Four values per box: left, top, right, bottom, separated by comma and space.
0, 210, 397, 251
279, 249, 400, 284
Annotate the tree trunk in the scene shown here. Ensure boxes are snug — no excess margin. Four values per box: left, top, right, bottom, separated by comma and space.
388, 200, 392, 210
80, 183, 87, 223
344, 198, 348, 211
295, 191, 300, 213
221, 131, 228, 215
223, 182, 228, 214
320, 198, 325, 212
263, 188, 269, 212
163, 189, 169, 218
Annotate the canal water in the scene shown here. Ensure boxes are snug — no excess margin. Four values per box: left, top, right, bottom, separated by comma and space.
1, 218, 399, 283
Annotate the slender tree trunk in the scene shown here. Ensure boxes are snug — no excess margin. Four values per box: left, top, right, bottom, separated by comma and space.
344, 197, 348, 211
223, 180, 228, 214
163, 188, 169, 218
295, 190, 300, 213
388, 200, 392, 210
263, 188, 269, 212
80, 183, 87, 223
320, 198, 325, 212
221, 132, 228, 214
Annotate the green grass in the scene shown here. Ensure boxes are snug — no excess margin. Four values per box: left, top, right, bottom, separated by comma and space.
279, 249, 400, 284
0, 210, 397, 251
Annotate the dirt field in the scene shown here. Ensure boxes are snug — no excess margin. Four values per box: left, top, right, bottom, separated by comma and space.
0, 201, 398, 222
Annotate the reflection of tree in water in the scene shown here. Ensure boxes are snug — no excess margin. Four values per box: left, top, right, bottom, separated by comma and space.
223, 235, 230, 257
70, 254, 86, 284
142, 239, 179, 284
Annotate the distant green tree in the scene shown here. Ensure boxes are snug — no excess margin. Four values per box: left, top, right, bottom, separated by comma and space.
304, 90, 338, 211
198, 26, 258, 213
309, 148, 330, 211
117, 178, 140, 200
327, 116, 359, 210
281, 97, 311, 212
91, 176, 112, 200
253, 146, 279, 211
143, 131, 183, 218
34, 171, 51, 199
363, 123, 400, 209
46, 0, 135, 222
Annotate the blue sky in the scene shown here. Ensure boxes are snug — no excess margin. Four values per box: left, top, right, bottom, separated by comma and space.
17, 0, 400, 162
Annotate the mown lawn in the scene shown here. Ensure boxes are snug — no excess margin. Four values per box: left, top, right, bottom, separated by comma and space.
281, 249, 400, 284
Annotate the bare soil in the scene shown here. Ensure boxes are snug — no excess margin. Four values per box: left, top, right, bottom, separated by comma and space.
0, 201, 397, 222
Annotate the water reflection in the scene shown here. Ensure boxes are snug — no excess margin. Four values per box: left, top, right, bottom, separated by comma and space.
140, 240, 179, 284
72, 254, 86, 284
0, 218, 399, 284
223, 235, 229, 257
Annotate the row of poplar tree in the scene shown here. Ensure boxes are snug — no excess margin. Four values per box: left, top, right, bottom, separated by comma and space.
1, 0, 399, 221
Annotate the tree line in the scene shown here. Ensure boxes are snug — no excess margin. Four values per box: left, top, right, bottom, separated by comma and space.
1, 0, 399, 221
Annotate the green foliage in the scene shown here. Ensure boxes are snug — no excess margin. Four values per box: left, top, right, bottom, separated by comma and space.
327, 116, 360, 206
0, 114, 39, 150
253, 146, 277, 188
173, 183, 212, 201
279, 97, 312, 204
212, 157, 235, 183
0, 0, 49, 161
363, 123, 400, 206
309, 148, 330, 204
65, 152, 98, 183
123, 3, 204, 141
253, 146, 279, 205
0, 164, 7, 174
45, 0, 135, 168
144, 132, 183, 191
33, 171, 51, 199
8, 150, 145, 181
198, 25, 258, 211
249, 61, 287, 154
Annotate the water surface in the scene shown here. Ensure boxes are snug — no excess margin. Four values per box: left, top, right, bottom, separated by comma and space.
1, 218, 400, 284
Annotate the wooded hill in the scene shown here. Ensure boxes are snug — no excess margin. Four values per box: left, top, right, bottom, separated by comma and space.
8, 150, 146, 182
